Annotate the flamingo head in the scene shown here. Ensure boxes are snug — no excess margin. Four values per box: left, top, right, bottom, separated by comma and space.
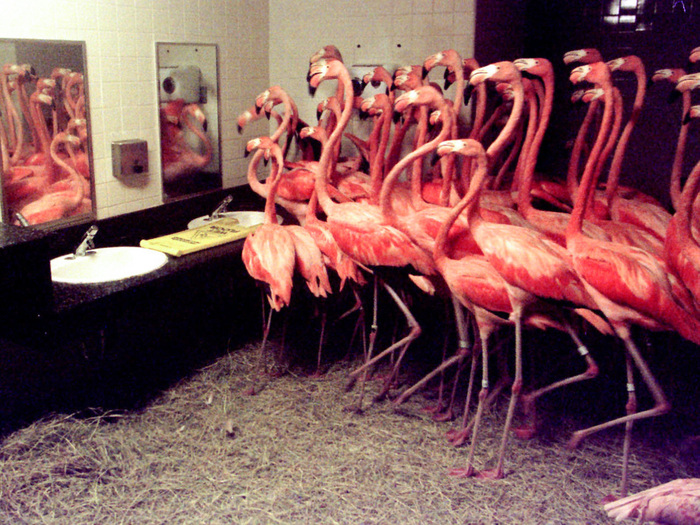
513, 57, 552, 80
676, 72, 700, 94
563, 48, 603, 65
436, 138, 483, 159
422, 51, 446, 78
570, 89, 586, 104
236, 109, 254, 133
581, 88, 604, 103
569, 63, 610, 85
469, 62, 519, 87
307, 59, 347, 95
651, 68, 685, 84
393, 84, 444, 115
309, 45, 343, 65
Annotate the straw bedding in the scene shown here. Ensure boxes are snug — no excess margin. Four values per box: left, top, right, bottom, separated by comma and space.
1, 327, 697, 525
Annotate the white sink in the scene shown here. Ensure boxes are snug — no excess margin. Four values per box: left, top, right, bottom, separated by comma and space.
51, 247, 169, 284
187, 211, 281, 230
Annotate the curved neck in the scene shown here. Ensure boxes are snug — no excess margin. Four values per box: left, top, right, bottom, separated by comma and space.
513, 81, 539, 198
670, 90, 691, 210
314, 66, 354, 215
677, 155, 700, 241
434, 147, 487, 261
380, 105, 452, 219
566, 99, 599, 202
50, 135, 84, 207
567, 78, 614, 239
486, 78, 523, 165
605, 62, 646, 202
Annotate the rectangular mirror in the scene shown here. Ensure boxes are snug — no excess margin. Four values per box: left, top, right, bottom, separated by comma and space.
0, 38, 95, 228
157, 42, 221, 202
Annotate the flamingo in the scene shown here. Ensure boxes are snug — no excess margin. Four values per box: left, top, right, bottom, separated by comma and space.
651, 68, 690, 212
307, 55, 436, 410
162, 103, 213, 183
17, 132, 88, 225
604, 478, 700, 524
603, 56, 671, 239
566, 61, 700, 497
664, 113, 700, 309
435, 136, 600, 479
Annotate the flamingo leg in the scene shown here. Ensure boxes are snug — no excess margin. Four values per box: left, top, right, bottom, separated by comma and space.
446, 341, 480, 445
621, 351, 636, 497
477, 308, 524, 480
312, 306, 327, 377
345, 275, 379, 412
433, 298, 472, 422
449, 320, 492, 477
567, 326, 670, 494
373, 281, 422, 402
515, 321, 599, 439
244, 303, 275, 396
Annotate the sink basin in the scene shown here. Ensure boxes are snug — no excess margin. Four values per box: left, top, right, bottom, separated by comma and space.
187, 211, 281, 230
50, 247, 169, 284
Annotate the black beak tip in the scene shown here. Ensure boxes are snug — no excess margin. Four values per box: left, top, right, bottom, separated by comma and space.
392, 110, 402, 124
683, 111, 692, 125
308, 85, 317, 97
421, 66, 429, 79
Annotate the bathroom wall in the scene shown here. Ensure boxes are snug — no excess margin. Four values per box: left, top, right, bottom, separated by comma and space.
267, 0, 477, 145
0, 0, 270, 220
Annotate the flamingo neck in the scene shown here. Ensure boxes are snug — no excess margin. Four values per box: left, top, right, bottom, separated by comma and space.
314, 69, 354, 215
567, 99, 598, 203
567, 78, 614, 240
513, 82, 539, 200
670, 90, 691, 211
50, 136, 84, 208
380, 103, 452, 219
486, 78, 523, 165
605, 63, 646, 204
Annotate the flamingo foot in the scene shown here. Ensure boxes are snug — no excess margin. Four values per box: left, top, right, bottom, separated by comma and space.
448, 466, 476, 478
432, 408, 455, 422
512, 423, 537, 440
446, 427, 471, 447
567, 431, 585, 450
475, 467, 505, 480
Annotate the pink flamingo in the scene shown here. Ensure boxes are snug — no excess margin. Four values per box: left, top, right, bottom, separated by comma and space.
308, 56, 436, 410
604, 478, 700, 524
566, 61, 700, 497
162, 103, 213, 183
664, 113, 700, 310
17, 132, 87, 225
436, 134, 599, 480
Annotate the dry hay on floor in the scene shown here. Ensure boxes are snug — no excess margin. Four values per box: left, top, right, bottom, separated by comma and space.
0, 342, 695, 525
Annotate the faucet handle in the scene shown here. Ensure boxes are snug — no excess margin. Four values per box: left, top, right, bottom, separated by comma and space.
211, 195, 233, 219
74, 224, 99, 257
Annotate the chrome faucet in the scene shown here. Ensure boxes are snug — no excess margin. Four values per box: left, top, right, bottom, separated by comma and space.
73, 224, 99, 257
210, 195, 233, 219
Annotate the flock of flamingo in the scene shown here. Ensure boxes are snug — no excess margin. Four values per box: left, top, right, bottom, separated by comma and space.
236, 44, 700, 519
0, 64, 91, 226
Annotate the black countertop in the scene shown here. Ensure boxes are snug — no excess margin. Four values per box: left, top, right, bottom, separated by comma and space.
51, 237, 247, 314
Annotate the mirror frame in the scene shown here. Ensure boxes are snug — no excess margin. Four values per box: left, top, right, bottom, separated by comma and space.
0, 37, 96, 229
156, 42, 222, 203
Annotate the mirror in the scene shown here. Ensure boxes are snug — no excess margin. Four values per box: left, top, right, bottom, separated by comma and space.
157, 42, 221, 202
0, 38, 95, 228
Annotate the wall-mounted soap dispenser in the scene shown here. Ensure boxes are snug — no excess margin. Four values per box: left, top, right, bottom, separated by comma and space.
112, 139, 148, 178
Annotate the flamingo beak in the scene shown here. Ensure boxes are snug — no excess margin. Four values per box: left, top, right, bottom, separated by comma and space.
463, 82, 474, 106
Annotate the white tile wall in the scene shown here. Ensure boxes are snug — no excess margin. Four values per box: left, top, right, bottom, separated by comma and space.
0, 0, 269, 219
0, 0, 475, 221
